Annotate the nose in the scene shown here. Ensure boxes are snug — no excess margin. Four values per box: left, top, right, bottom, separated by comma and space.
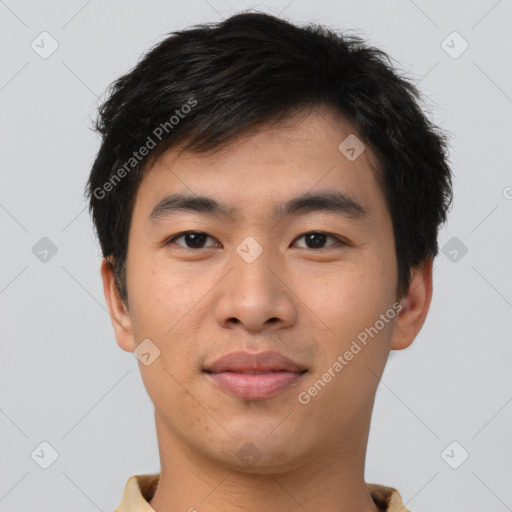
214, 247, 298, 333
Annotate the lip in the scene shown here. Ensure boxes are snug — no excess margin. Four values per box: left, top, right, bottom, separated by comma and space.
204, 350, 306, 374
203, 351, 307, 400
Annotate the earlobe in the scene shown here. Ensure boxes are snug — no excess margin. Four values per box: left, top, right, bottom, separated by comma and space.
100, 257, 136, 353
390, 256, 434, 351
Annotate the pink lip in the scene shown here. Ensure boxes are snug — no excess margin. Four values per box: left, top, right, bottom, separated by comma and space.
204, 350, 306, 374
203, 350, 307, 400
206, 371, 306, 400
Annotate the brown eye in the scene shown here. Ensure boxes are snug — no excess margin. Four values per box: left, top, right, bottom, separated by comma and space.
293, 232, 344, 249
167, 231, 220, 249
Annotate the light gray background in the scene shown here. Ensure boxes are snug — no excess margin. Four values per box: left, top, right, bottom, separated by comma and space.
1, 1, 511, 511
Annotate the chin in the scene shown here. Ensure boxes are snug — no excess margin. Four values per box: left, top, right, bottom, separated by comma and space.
211, 435, 309, 475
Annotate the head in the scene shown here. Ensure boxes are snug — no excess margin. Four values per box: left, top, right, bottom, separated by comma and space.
86, 12, 452, 473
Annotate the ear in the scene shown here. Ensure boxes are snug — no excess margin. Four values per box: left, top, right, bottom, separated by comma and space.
100, 257, 136, 353
390, 256, 433, 351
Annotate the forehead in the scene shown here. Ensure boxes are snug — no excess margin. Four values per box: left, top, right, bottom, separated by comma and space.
133, 107, 388, 226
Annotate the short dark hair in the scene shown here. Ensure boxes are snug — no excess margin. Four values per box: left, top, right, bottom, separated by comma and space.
86, 11, 453, 304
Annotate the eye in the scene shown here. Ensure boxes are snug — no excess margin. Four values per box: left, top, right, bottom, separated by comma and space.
292, 232, 346, 250
165, 231, 347, 250
166, 231, 221, 249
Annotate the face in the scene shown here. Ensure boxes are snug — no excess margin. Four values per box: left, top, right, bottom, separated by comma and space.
103, 106, 430, 474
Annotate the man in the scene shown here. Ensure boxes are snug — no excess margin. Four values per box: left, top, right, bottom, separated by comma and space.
86, 11, 453, 512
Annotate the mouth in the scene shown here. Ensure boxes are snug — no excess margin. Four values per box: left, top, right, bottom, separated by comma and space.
202, 351, 308, 400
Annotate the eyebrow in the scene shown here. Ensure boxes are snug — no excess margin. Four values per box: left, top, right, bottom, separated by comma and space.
148, 190, 369, 224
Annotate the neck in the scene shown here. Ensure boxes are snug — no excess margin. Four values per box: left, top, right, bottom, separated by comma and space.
148, 412, 380, 512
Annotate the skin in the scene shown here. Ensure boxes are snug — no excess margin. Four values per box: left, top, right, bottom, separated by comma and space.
102, 106, 433, 512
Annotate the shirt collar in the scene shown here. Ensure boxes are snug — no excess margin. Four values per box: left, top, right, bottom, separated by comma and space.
114, 473, 410, 512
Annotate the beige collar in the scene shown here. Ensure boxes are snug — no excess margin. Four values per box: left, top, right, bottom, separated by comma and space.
114, 473, 411, 512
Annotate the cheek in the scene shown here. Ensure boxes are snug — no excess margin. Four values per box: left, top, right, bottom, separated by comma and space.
300, 255, 396, 354
127, 254, 195, 336
126, 256, 211, 376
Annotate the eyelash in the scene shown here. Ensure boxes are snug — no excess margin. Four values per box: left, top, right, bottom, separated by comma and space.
165, 231, 348, 250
